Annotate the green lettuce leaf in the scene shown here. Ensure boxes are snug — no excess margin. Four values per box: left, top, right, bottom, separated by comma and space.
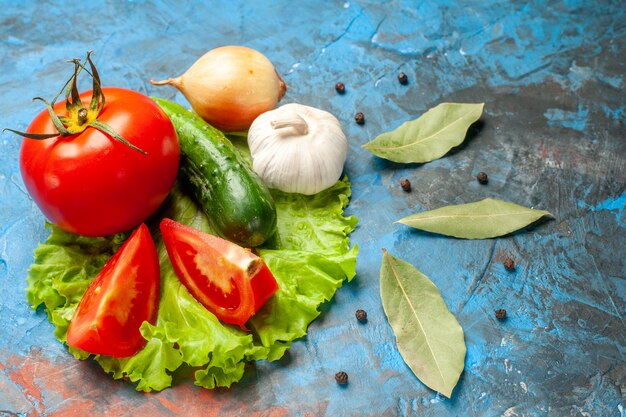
267, 179, 358, 253
25, 178, 358, 391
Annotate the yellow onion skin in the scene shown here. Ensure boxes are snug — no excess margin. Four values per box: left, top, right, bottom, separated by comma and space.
151, 46, 286, 132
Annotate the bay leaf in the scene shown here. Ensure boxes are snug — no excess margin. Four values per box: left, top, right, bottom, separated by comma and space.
379, 249, 465, 398
363, 102, 484, 163
396, 198, 552, 239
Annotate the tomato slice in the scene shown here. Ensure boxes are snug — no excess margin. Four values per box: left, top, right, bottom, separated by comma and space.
66, 224, 160, 357
159, 218, 279, 327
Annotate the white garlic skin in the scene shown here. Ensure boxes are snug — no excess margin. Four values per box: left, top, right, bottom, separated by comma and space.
248, 103, 348, 195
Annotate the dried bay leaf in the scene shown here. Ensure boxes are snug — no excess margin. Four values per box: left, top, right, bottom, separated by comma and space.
380, 249, 465, 398
363, 102, 484, 163
396, 198, 553, 239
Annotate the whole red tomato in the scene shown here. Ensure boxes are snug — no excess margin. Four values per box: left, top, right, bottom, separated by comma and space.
20, 88, 180, 236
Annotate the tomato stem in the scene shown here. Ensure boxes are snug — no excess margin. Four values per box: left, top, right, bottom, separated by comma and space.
4, 51, 146, 154
77, 108, 88, 126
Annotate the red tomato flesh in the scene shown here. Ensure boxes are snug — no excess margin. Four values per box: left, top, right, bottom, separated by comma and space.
159, 218, 279, 327
66, 223, 161, 357
19, 88, 179, 237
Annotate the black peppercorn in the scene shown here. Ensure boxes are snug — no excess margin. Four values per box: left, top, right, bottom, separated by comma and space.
335, 82, 346, 94
335, 371, 349, 385
495, 309, 507, 320
355, 309, 367, 322
400, 178, 411, 192
476, 172, 488, 184
397, 71, 408, 85
355, 112, 365, 125
503, 257, 515, 271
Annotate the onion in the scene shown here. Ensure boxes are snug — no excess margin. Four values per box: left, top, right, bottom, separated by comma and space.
151, 46, 287, 132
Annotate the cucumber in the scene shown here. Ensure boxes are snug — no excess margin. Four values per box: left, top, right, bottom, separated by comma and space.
152, 97, 276, 247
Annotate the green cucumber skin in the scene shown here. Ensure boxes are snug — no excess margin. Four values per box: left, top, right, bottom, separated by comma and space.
153, 97, 276, 247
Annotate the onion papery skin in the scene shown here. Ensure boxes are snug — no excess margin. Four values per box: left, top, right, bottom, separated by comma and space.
153, 46, 286, 132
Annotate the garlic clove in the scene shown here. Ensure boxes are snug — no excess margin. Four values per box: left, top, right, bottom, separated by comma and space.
248, 103, 348, 195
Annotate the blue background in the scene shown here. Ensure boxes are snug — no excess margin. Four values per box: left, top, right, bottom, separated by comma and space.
1, 1, 624, 416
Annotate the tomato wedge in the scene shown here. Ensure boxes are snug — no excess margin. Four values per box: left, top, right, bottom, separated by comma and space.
159, 218, 279, 327
66, 224, 160, 357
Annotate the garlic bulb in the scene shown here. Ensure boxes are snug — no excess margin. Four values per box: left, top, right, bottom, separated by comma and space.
247, 103, 348, 195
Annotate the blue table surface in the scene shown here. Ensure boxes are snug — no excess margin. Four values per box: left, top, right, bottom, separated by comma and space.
1, 1, 624, 416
